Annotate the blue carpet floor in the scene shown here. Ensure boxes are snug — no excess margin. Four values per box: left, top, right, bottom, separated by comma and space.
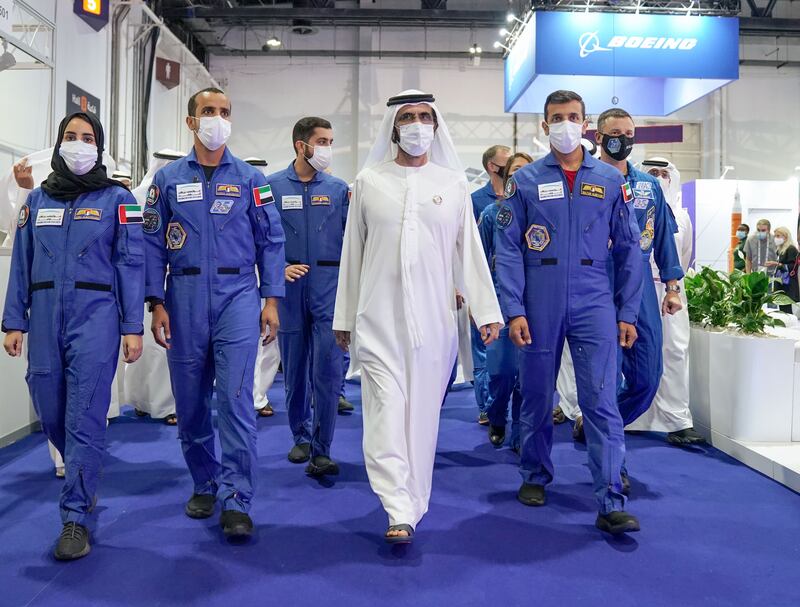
1, 377, 798, 607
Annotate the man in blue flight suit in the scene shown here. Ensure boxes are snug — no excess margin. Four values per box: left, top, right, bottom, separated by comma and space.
478, 184, 521, 453
143, 88, 285, 540
594, 108, 683, 434
267, 117, 349, 476
470, 145, 511, 424
494, 90, 644, 534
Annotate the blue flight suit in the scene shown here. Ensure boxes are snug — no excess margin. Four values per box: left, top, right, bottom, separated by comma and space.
494, 152, 643, 514
470, 182, 498, 414
478, 202, 521, 449
616, 163, 683, 425
2, 186, 144, 524
143, 148, 285, 514
267, 162, 349, 458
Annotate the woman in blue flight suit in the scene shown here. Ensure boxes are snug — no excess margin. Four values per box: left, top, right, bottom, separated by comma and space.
2, 112, 144, 561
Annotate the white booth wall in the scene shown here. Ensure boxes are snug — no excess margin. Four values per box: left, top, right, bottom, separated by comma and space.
0, 1, 214, 445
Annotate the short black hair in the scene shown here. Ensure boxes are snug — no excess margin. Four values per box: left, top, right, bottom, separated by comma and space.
188, 87, 228, 117
740, 223, 750, 233
481, 145, 511, 172
597, 108, 634, 132
292, 117, 332, 150
544, 90, 586, 122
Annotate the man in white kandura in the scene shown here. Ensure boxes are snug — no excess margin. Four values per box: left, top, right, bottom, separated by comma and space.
333, 90, 503, 544
627, 157, 704, 444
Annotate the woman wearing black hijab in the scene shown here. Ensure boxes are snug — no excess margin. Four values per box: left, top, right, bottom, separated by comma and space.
2, 112, 145, 561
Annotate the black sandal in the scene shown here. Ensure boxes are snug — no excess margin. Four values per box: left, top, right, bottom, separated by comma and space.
385, 524, 414, 545
164, 414, 178, 426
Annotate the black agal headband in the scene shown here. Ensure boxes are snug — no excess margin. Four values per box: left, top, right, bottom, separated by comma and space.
387, 93, 435, 107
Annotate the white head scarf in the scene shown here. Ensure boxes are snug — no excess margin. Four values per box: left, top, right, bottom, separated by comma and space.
638, 156, 681, 210
363, 89, 463, 173
131, 149, 185, 205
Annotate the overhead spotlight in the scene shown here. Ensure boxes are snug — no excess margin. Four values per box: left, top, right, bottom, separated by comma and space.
506, 13, 524, 25
499, 27, 510, 36
266, 36, 282, 47
494, 40, 510, 51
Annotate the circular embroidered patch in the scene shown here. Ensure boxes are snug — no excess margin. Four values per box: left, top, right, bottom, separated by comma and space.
143, 208, 162, 234
504, 177, 517, 199
146, 184, 160, 207
17, 204, 30, 228
497, 205, 513, 230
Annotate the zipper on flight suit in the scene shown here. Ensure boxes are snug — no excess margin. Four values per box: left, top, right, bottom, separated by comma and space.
559, 165, 583, 326
303, 183, 310, 309
60, 201, 76, 337
195, 166, 214, 325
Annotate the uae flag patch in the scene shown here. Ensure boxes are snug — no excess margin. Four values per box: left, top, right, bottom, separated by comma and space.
253, 184, 275, 206
621, 182, 634, 204
118, 204, 144, 224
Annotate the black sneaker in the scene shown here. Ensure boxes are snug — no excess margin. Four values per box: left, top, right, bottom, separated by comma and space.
478, 411, 489, 426
220, 510, 253, 540
185, 493, 216, 519
288, 443, 311, 464
305, 455, 340, 477
488, 424, 506, 447
667, 427, 706, 445
54, 522, 90, 561
595, 511, 640, 535
517, 482, 546, 507
338, 396, 354, 414
572, 416, 586, 444
621, 471, 631, 497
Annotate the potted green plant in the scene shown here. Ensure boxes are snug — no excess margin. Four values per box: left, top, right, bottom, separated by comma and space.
685, 267, 796, 443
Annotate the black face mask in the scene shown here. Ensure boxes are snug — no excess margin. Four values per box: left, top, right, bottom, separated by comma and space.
601, 134, 634, 161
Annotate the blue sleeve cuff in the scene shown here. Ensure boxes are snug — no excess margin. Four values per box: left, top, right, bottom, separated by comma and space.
120, 322, 144, 335
659, 266, 685, 282
145, 284, 166, 300
617, 312, 638, 325
260, 285, 285, 299
2, 319, 29, 333
503, 303, 526, 322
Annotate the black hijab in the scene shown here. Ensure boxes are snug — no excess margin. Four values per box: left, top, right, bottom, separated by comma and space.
41, 112, 126, 201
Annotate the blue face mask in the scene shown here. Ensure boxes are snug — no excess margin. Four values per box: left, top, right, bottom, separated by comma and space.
736, 230, 747, 240
758, 231, 768, 241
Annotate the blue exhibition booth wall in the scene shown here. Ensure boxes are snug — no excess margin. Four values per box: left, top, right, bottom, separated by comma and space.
505, 11, 739, 116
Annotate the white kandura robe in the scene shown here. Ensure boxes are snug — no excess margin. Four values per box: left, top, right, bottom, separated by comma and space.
253, 331, 281, 410
627, 206, 693, 432
333, 160, 502, 528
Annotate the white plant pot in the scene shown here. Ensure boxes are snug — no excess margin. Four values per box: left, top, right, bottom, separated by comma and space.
689, 325, 796, 443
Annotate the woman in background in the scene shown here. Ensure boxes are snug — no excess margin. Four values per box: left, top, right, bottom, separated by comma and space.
766, 226, 799, 313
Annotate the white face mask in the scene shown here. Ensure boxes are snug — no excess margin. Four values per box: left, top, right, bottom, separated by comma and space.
547, 120, 584, 154
194, 115, 231, 151
59, 140, 98, 176
775, 237, 786, 247
304, 143, 332, 172
397, 122, 435, 157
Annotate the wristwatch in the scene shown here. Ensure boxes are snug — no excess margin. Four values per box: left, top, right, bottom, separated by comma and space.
147, 298, 164, 312
665, 284, 681, 293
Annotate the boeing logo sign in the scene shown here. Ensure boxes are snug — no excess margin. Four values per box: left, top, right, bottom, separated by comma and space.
503, 12, 738, 116
579, 32, 698, 57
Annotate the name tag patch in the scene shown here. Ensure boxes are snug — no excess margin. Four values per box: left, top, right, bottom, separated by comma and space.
311, 195, 330, 206
526, 224, 551, 251
75, 208, 102, 221
167, 222, 187, 250
176, 183, 203, 203
216, 184, 241, 197
210, 199, 235, 215
282, 195, 303, 210
581, 183, 606, 199
635, 181, 652, 190
538, 182, 564, 201
36, 208, 65, 227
